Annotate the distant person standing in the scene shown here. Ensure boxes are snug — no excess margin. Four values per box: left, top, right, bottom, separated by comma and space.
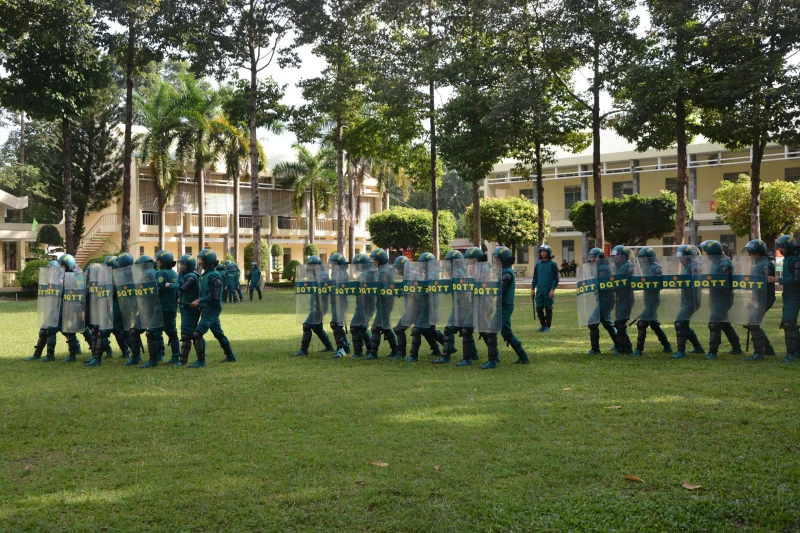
531, 245, 559, 332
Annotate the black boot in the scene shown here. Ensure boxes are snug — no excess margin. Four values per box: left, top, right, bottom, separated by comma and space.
28, 329, 48, 361
588, 325, 601, 355
178, 334, 192, 366
295, 324, 313, 356
481, 334, 498, 369
190, 331, 206, 367
544, 308, 553, 331
536, 308, 546, 331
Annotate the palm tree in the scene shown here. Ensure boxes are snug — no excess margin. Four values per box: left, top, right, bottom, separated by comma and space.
273, 144, 336, 244
132, 81, 183, 249
175, 76, 223, 252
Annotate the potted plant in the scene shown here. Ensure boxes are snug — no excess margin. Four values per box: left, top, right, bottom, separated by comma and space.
270, 243, 283, 282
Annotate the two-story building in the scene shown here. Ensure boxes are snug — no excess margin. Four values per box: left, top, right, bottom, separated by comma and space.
485, 142, 800, 277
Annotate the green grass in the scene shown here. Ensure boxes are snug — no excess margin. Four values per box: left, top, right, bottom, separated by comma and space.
1, 289, 799, 533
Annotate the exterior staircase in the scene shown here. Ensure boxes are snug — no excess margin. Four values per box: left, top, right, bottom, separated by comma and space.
75, 213, 120, 266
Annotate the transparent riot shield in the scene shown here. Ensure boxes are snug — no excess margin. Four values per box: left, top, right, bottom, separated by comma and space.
37, 266, 63, 328
351, 262, 378, 327
113, 265, 138, 330
632, 256, 664, 323
692, 255, 734, 324
132, 262, 164, 330
452, 258, 477, 329
427, 260, 453, 328
730, 255, 769, 326
372, 263, 400, 329
296, 264, 321, 325
595, 259, 616, 326
609, 257, 639, 324
400, 261, 426, 327
473, 261, 502, 333
329, 263, 353, 327
576, 263, 598, 327
89, 264, 114, 331
661, 253, 700, 326
61, 271, 86, 333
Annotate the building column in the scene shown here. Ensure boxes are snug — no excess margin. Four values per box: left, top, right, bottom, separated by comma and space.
223, 233, 230, 259
179, 231, 185, 257
0, 240, 4, 288
630, 159, 640, 194
689, 154, 698, 245
580, 165, 589, 263
16, 240, 24, 270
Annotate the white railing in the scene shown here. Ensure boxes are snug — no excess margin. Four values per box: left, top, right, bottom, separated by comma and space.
191, 214, 225, 227
77, 213, 119, 253
315, 219, 338, 232
277, 217, 308, 231
142, 212, 182, 227
142, 212, 158, 226
548, 209, 571, 221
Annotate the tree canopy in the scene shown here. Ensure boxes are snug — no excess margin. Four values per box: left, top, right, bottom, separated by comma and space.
366, 206, 456, 256
463, 197, 548, 254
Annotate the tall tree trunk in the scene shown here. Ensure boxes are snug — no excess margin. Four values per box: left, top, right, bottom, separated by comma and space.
309, 184, 316, 243
348, 172, 355, 259
591, 55, 604, 246
429, 80, 439, 258
249, 45, 262, 268
76, 129, 93, 248
535, 140, 545, 246
234, 161, 240, 268
158, 186, 166, 250
750, 141, 766, 240
675, 91, 688, 245
336, 115, 345, 254
197, 163, 205, 251
18, 111, 24, 222
62, 118, 74, 255
121, 18, 135, 253
472, 181, 481, 247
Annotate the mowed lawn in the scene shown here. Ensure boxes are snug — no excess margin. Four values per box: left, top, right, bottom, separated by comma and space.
1, 289, 798, 533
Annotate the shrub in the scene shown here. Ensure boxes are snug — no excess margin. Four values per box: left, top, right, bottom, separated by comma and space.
36, 224, 63, 247
282, 259, 301, 282
271, 243, 284, 271
304, 243, 319, 258
18, 259, 50, 287
244, 239, 270, 271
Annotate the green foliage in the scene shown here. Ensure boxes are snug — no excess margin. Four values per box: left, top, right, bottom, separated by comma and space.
270, 243, 284, 257
282, 259, 301, 282
569, 192, 691, 246
36, 225, 63, 247
18, 259, 49, 287
366, 207, 456, 255
304, 244, 319, 258
463, 197, 548, 253
273, 144, 336, 220
714, 177, 800, 247
223, 253, 234, 264
244, 239, 269, 271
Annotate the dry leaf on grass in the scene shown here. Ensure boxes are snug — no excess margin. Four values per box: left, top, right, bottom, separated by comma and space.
369, 461, 389, 467
562, 387, 571, 391
606, 405, 623, 409
681, 482, 702, 490
624, 475, 644, 483
434, 465, 441, 471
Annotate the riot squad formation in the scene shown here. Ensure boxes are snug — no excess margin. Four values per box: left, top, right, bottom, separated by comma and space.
27, 234, 800, 368
577, 237, 800, 362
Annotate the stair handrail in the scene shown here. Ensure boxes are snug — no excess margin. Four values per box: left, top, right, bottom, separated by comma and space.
76, 213, 119, 256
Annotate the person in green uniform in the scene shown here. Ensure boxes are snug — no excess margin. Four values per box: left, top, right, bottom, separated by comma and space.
328, 253, 352, 358
406, 252, 441, 362
492, 246, 529, 365
743, 239, 776, 361
365, 248, 399, 360
233, 262, 244, 301
454, 246, 482, 366
433, 249, 465, 364
138, 254, 169, 368
85, 255, 132, 366
531, 244, 559, 333
294, 255, 335, 356
349, 253, 374, 358
187, 249, 236, 367
248, 261, 262, 301
28, 259, 81, 362
224, 260, 238, 303
672, 245, 707, 359
699, 240, 742, 360
610, 245, 635, 354
632, 247, 672, 356
169, 254, 202, 367
776, 235, 800, 363
154, 250, 180, 364
57, 253, 87, 362
586, 248, 618, 355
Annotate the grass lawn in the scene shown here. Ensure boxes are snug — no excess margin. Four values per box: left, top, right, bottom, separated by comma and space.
1, 289, 798, 532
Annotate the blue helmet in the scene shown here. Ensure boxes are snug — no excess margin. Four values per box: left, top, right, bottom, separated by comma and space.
776, 235, 797, 255
307, 255, 322, 265
610, 245, 630, 259
675, 245, 697, 258
103, 255, 117, 268
445, 249, 464, 261
135, 254, 154, 266
539, 244, 553, 260
48, 260, 59, 267
178, 254, 196, 272
155, 250, 175, 268
464, 246, 485, 262
352, 253, 371, 265
197, 249, 217, 270
370, 248, 389, 265
418, 252, 436, 263
57, 254, 76, 271
394, 255, 409, 267
700, 240, 724, 256
637, 247, 656, 258
588, 248, 605, 260
250, 261, 258, 268
329, 253, 347, 266
492, 246, 514, 265
744, 239, 769, 256
116, 252, 134, 268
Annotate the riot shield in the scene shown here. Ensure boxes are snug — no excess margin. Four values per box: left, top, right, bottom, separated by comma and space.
296, 264, 322, 325
88, 264, 114, 331
453, 258, 477, 329
132, 262, 164, 330
351, 262, 378, 327
692, 255, 735, 324
632, 256, 664, 322
609, 258, 639, 324
37, 266, 63, 329
473, 262, 502, 333
576, 263, 598, 327
61, 271, 86, 333
373, 263, 401, 329
595, 259, 616, 326
730, 255, 769, 326
113, 265, 138, 330
400, 261, 426, 327
329, 263, 353, 327
661, 254, 700, 326
427, 260, 453, 328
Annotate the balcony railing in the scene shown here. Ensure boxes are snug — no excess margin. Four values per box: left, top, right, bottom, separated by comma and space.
315, 219, 338, 232
237, 215, 271, 231
548, 209, 571, 221
277, 217, 308, 231
191, 214, 226, 227
692, 200, 720, 221
142, 212, 182, 227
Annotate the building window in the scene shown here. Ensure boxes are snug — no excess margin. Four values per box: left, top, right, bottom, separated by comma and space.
665, 178, 677, 193
283, 251, 291, 269
720, 234, 737, 256
4, 242, 17, 270
185, 246, 192, 256
564, 186, 582, 209
785, 167, 800, 182
663, 237, 675, 255
724, 172, 748, 181
517, 247, 530, 264
612, 181, 633, 199
561, 240, 575, 262
519, 188, 535, 201
139, 246, 145, 256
